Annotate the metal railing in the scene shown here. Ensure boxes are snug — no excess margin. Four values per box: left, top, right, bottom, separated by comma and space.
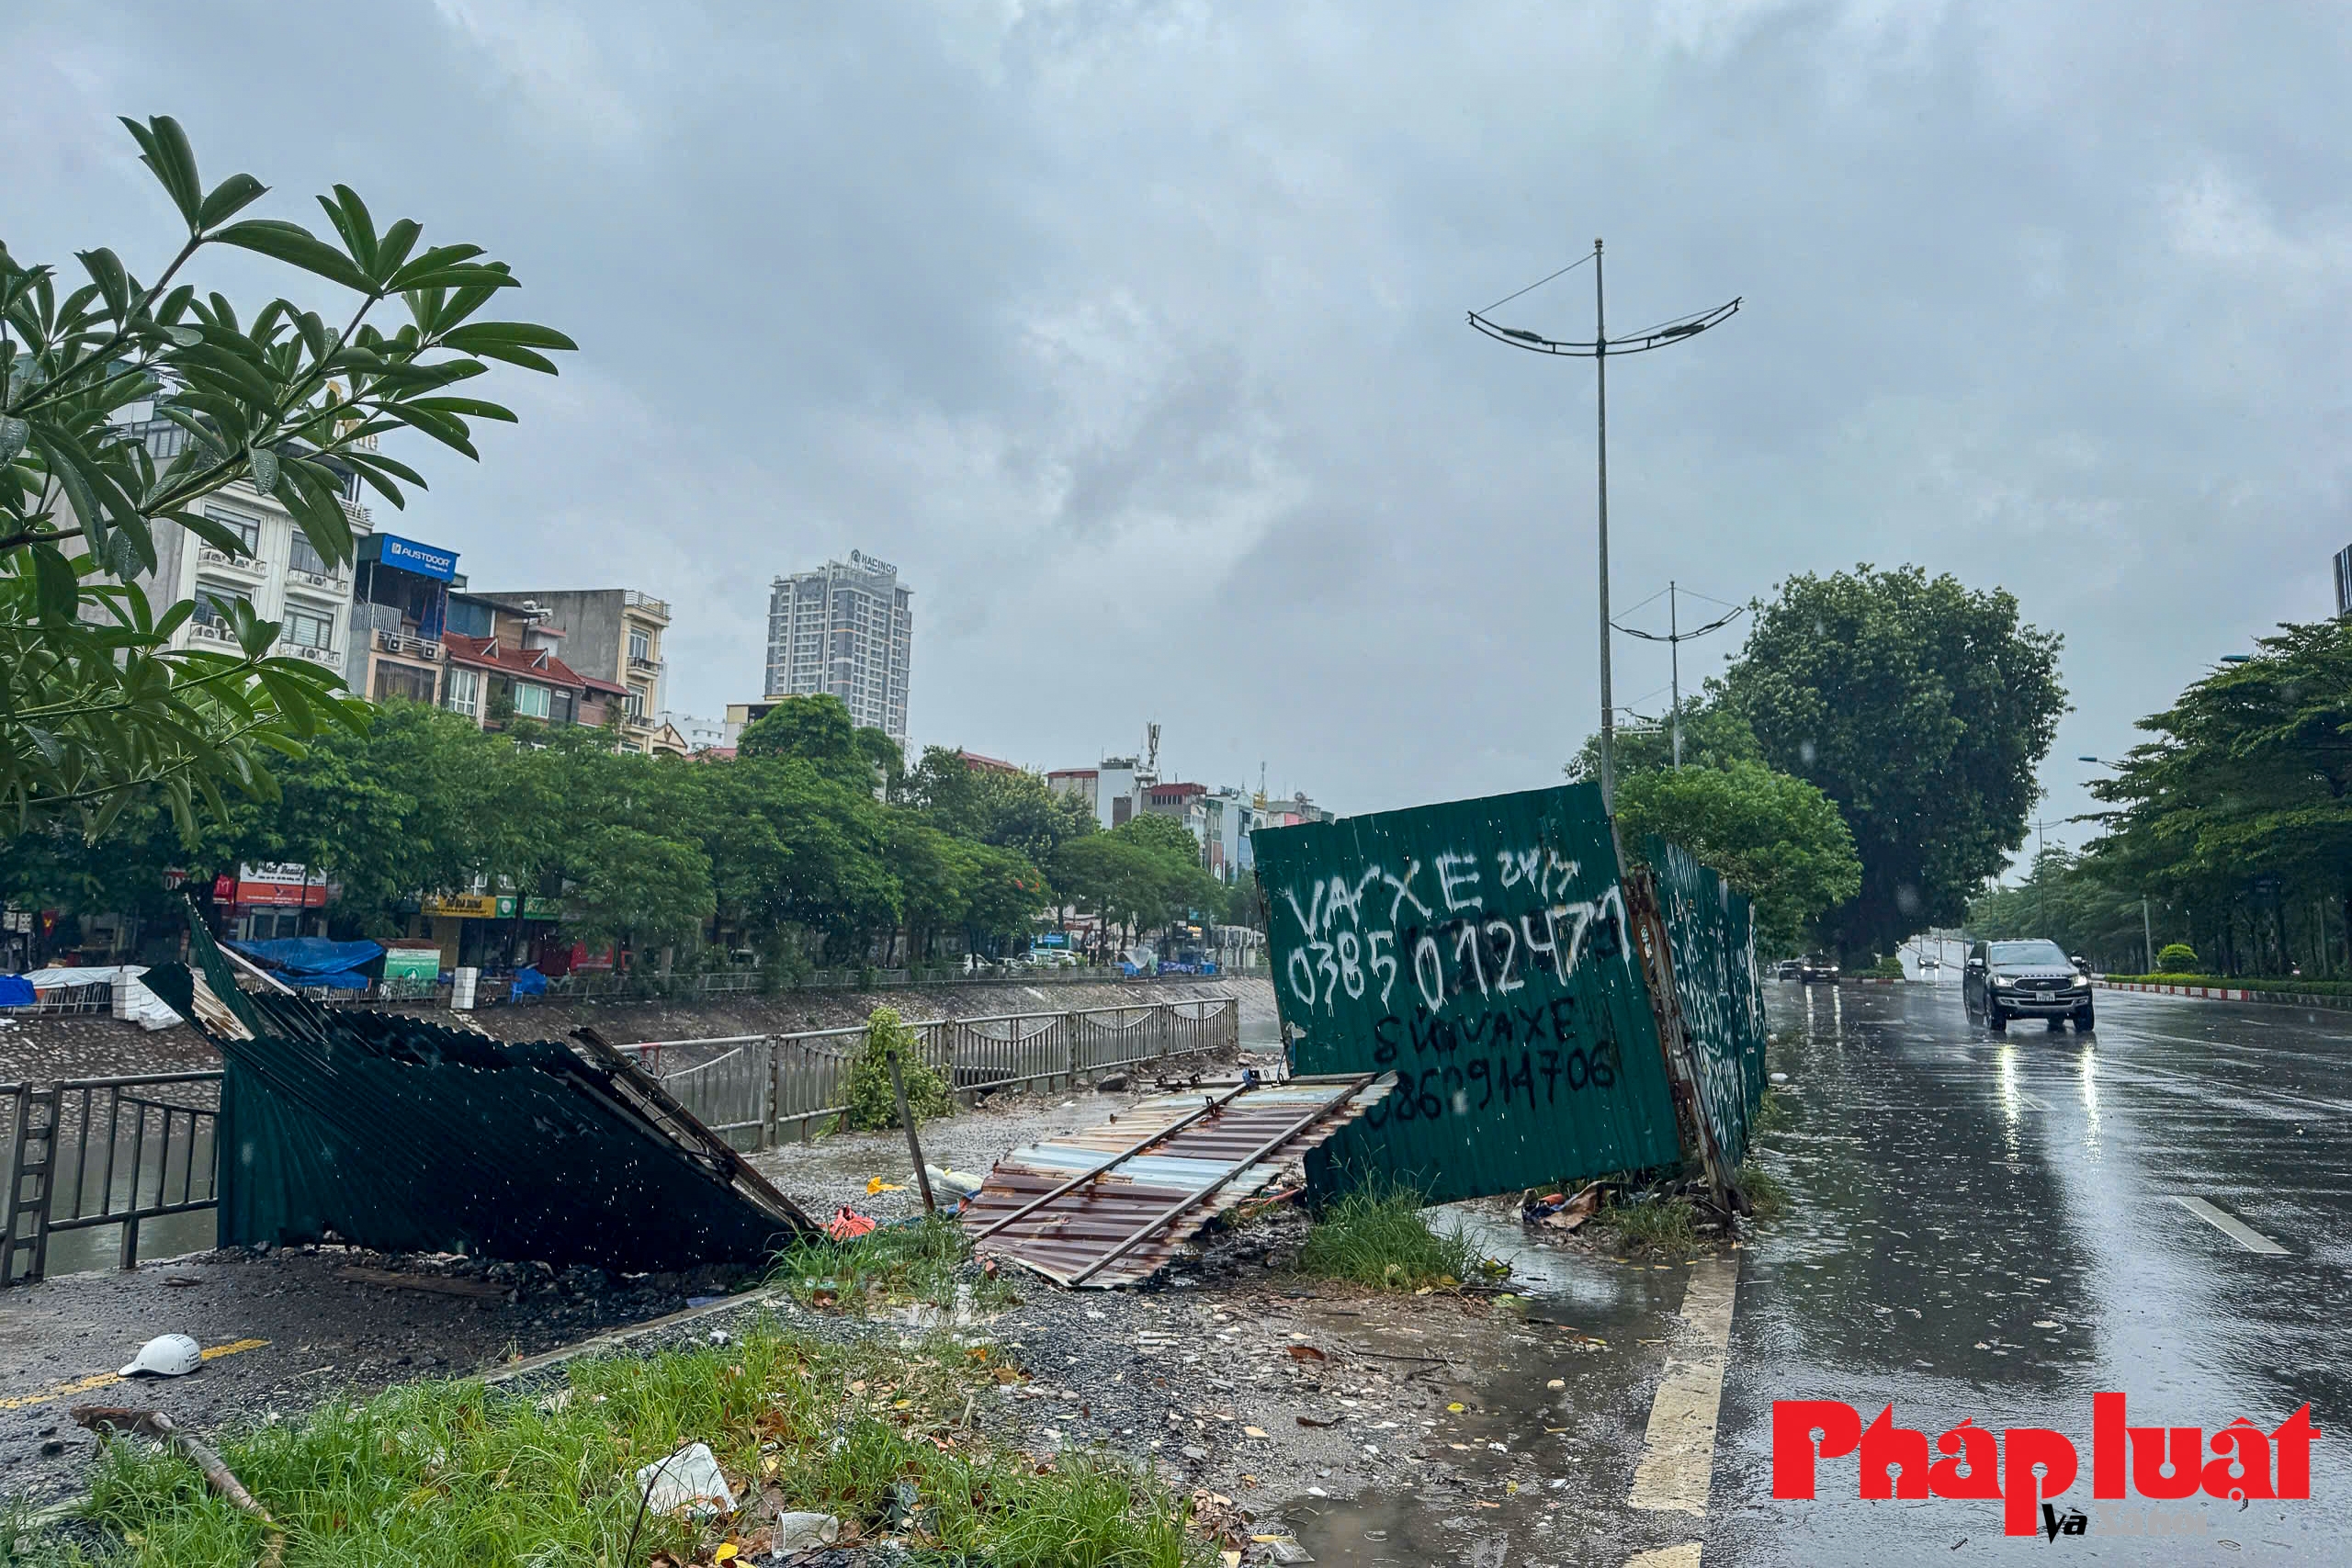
3, 1072, 220, 1286
620, 994, 1240, 1149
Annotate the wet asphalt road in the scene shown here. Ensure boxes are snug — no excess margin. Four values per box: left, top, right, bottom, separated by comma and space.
1714, 982, 2352, 1565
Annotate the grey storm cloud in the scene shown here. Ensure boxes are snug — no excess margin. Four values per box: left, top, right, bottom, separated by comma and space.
10, 0, 2352, 834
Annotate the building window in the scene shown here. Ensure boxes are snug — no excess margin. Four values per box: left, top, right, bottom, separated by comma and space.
628, 627, 651, 664
513, 682, 551, 719
201, 506, 260, 553
551, 690, 576, 727
444, 667, 481, 718
190, 584, 249, 626
288, 532, 332, 577
374, 663, 435, 704
280, 606, 334, 649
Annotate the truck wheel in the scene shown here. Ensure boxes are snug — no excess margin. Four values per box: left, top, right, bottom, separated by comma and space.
2075, 1002, 2095, 1032
1987, 1001, 2007, 1032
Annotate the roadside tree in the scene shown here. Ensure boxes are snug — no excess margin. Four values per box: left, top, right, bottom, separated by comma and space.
1724, 565, 2064, 957
1613, 759, 1860, 954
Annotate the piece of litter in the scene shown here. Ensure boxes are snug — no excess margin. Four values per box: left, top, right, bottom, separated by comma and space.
1287, 1345, 1328, 1362
636, 1442, 734, 1518
1545, 1379, 1565, 1390
1245, 1426, 1268, 1438
867, 1177, 907, 1194
775, 1510, 841, 1552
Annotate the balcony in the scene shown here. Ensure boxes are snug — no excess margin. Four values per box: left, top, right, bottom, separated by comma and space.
283, 642, 341, 667
373, 627, 444, 662
287, 566, 345, 593
186, 619, 238, 648
339, 494, 372, 529
196, 546, 266, 576
621, 589, 670, 622
627, 653, 664, 673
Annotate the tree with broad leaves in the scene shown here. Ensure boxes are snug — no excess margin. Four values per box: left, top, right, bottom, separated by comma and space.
1723, 565, 2065, 958
1, 115, 573, 840
1614, 759, 1860, 956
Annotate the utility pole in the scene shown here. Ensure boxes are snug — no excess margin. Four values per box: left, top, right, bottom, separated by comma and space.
1668, 580, 1679, 767
1469, 245, 1740, 815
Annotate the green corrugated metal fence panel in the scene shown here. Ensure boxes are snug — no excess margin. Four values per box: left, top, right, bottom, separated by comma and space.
1649, 836, 1769, 1169
1252, 784, 1683, 1204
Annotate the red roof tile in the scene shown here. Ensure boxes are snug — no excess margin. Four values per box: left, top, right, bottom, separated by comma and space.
443, 633, 588, 690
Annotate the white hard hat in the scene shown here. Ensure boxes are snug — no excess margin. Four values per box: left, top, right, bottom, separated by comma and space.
119, 1333, 203, 1378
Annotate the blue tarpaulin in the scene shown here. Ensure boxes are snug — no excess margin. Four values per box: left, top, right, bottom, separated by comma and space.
511, 965, 548, 997
0, 975, 34, 1008
228, 937, 383, 990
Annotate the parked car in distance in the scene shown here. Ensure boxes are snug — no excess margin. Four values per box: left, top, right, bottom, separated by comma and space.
1799, 954, 1840, 984
1963, 938, 2094, 1032
1774, 959, 1803, 980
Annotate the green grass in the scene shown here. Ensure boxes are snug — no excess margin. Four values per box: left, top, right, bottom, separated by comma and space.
1735, 1161, 1789, 1221
770, 1213, 1021, 1317
1588, 1193, 1705, 1257
39, 1319, 1200, 1568
1297, 1179, 1484, 1291
1754, 1086, 1795, 1134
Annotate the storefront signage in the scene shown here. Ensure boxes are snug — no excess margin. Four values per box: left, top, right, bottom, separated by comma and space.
378, 535, 458, 581
421, 893, 507, 919
520, 897, 564, 920
231, 863, 329, 908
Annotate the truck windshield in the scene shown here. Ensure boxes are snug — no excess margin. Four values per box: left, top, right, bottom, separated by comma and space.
1987, 940, 2070, 967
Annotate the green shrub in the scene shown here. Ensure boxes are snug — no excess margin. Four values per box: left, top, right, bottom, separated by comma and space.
1867, 953, 1905, 978
2156, 942, 2199, 971
1299, 1179, 1483, 1291
842, 1006, 955, 1131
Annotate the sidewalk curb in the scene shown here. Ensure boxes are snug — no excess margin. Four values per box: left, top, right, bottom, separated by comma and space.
2098, 980, 2352, 1012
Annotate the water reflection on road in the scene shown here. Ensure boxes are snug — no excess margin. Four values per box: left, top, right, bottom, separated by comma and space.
1714, 984, 2352, 1565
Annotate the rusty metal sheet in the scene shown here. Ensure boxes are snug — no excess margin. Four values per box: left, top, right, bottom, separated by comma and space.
1249, 783, 1685, 1204
963, 1076, 1392, 1288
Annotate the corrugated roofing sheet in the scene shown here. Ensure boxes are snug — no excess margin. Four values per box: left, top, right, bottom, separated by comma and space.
962, 1075, 1392, 1288
1249, 783, 1685, 1203
139, 913, 815, 1271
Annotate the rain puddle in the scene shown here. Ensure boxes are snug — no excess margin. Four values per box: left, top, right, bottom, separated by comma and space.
1284, 1202, 1713, 1566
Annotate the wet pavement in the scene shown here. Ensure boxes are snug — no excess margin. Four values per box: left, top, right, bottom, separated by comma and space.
1714, 981, 2352, 1565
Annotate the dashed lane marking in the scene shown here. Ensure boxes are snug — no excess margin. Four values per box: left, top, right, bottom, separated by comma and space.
2170, 1195, 2289, 1256
0, 1337, 269, 1411
1624, 1546, 1702, 1568
1628, 1255, 1737, 1517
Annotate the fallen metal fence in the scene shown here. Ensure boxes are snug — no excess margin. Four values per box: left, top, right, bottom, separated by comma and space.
2, 997, 1239, 1282
3, 1071, 220, 1286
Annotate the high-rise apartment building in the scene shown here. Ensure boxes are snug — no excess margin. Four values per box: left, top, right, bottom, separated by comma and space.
763, 551, 912, 744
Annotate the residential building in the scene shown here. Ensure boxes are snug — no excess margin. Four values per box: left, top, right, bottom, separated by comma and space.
473, 588, 680, 754
659, 711, 730, 752
114, 412, 371, 680
1198, 788, 1259, 884
763, 550, 913, 746
441, 593, 589, 730
346, 533, 462, 705
958, 750, 1022, 774
2335, 544, 2352, 617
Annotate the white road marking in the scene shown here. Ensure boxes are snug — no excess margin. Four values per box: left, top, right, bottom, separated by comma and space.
1624, 1545, 1702, 1568
2170, 1195, 2289, 1256
1628, 1256, 1737, 1516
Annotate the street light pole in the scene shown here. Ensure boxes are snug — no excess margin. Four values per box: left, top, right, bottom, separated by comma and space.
1468, 246, 1740, 817
1616, 582, 1743, 772
1593, 240, 1614, 807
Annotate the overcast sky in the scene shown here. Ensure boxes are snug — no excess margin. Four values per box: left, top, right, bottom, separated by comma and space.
13, 2, 2349, 855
